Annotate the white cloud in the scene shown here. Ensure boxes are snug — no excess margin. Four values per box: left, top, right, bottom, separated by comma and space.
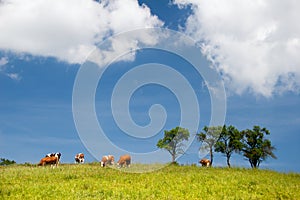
0, 0, 163, 64
0, 56, 21, 80
6, 73, 21, 81
87, 28, 163, 67
174, 0, 300, 97
0, 57, 8, 68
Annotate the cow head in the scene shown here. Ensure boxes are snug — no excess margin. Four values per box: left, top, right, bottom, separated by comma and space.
100, 161, 105, 167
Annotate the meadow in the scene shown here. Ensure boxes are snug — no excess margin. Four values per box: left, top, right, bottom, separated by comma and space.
0, 163, 299, 199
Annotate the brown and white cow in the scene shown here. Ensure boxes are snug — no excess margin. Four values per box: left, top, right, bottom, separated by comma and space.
38, 156, 59, 167
117, 154, 131, 168
75, 153, 84, 164
199, 158, 211, 167
40, 152, 61, 167
100, 155, 115, 167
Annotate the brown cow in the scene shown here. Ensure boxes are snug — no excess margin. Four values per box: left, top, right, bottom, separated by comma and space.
75, 153, 84, 164
117, 154, 131, 168
38, 156, 59, 167
199, 158, 211, 167
100, 155, 115, 167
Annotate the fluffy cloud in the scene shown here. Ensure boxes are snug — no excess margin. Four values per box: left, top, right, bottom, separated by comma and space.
175, 0, 300, 97
0, 0, 163, 64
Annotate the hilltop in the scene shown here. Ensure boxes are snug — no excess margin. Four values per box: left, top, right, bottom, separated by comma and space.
1, 164, 299, 199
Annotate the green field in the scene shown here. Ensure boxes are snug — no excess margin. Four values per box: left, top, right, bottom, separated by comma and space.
1, 164, 299, 199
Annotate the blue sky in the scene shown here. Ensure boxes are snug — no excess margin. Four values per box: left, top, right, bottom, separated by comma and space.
0, 0, 300, 172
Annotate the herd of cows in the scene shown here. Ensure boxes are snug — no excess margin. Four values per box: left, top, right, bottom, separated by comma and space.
37, 152, 211, 168
37, 152, 131, 168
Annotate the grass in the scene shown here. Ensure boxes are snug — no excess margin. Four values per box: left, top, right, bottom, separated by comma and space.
0, 163, 299, 199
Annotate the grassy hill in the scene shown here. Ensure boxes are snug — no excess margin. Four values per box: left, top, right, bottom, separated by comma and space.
1, 163, 299, 199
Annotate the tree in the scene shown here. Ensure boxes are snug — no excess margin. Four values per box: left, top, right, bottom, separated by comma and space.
157, 126, 190, 163
0, 158, 16, 166
197, 126, 222, 166
241, 126, 276, 168
214, 125, 243, 167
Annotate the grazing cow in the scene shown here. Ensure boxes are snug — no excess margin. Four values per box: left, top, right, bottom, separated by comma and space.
117, 154, 131, 168
100, 155, 115, 167
75, 153, 85, 164
44, 152, 61, 165
199, 158, 211, 167
38, 156, 59, 167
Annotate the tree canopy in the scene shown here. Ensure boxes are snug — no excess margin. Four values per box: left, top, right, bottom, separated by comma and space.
214, 125, 243, 167
157, 126, 190, 163
241, 126, 276, 168
0, 158, 16, 166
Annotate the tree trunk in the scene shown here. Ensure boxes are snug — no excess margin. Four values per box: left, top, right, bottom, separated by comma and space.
172, 153, 175, 163
252, 159, 258, 168
172, 148, 176, 163
226, 154, 231, 168
210, 148, 213, 167
249, 159, 257, 168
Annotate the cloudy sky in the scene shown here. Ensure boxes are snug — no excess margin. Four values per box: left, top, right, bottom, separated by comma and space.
0, 0, 299, 172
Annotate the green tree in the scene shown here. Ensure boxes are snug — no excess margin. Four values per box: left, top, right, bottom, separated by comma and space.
0, 158, 16, 166
197, 126, 222, 166
157, 127, 190, 163
241, 126, 276, 168
214, 125, 243, 167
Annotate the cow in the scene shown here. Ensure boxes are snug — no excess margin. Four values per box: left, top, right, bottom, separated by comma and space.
38, 156, 59, 167
75, 153, 85, 164
199, 158, 211, 167
100, 155, 115, 167
117, 154, 131, 168
44, 152, 61, 165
